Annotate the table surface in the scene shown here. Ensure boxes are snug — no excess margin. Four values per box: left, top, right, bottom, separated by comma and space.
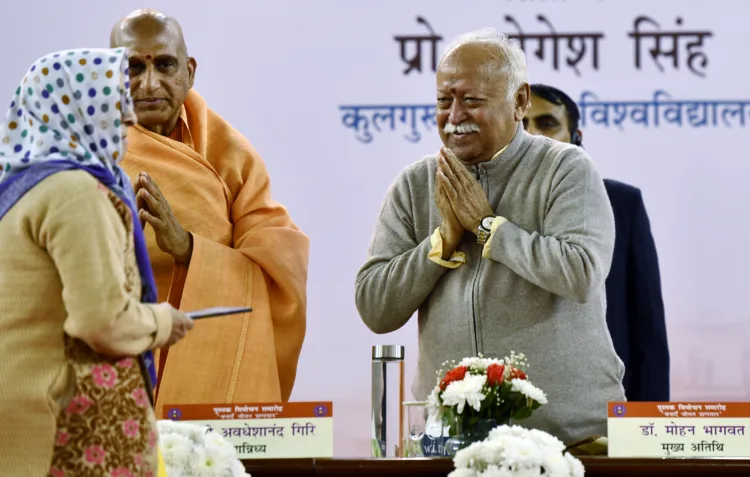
242, 457, 750, 477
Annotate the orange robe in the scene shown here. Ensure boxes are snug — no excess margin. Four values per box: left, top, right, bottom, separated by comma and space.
121, 90, 309, 416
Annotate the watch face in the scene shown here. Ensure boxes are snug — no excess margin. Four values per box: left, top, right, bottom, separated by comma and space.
481, 217, 494, 229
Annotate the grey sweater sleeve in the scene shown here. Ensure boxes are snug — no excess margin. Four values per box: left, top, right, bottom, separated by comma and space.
355, 174, 451, 334
486, 150, 615, 303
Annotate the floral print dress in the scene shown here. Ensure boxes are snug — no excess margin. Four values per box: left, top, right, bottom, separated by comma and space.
0, 47, 166, 477
48, 188, 160, 477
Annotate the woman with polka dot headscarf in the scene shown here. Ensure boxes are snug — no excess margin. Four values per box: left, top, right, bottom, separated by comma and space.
0, 48, 193, 476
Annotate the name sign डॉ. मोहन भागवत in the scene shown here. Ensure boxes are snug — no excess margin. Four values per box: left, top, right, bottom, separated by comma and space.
607, 401, 750, 458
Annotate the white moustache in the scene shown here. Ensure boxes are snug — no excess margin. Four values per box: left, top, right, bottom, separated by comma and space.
444, 122, 480, 134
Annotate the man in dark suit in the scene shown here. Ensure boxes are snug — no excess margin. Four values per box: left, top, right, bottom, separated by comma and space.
522, 84, 670, 401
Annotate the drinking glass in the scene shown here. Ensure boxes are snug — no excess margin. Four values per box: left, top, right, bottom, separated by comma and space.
401, 401, 427, 457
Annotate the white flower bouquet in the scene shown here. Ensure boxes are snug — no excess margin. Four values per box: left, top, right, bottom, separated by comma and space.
427, 352, 548, 433
157, 420, 250, 477
448, 425, 585, 477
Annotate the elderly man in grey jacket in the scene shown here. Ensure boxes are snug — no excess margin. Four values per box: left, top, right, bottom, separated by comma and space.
355, 27, 626, 444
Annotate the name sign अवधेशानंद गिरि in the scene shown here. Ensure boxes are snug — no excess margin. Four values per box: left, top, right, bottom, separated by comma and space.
163, 401, 333, 459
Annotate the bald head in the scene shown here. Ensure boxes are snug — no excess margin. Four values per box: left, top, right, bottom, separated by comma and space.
111, 9, 196, 136
110, 9, 187, 56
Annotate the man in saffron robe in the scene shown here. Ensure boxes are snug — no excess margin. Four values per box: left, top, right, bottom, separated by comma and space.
110, 9, 309, 414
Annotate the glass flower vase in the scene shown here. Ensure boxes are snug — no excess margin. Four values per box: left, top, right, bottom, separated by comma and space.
443, 417, 507, 456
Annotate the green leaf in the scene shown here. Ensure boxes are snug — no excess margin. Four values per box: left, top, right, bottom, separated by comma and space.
499, 383, 511, 400
512, 406, 533, 420
443, 408, 458, 436
467, 415, 480, 427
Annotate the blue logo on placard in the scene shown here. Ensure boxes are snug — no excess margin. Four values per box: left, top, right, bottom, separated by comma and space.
613, 404, 626, 417
314, 405, 329, 417
167, 408, 182, 420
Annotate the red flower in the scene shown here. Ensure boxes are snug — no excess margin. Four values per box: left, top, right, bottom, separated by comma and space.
131, 388, 149, 408
65, 395, 93, 415
55, 430, 70, 446
487, 364, 505, 386
117, 358, 134, 369
508, 367, 527, 380
440, 366, 468, 390
110, 468, 134, 477
92, 364, 118, 389
84, 445, 106, 466
122, 419, 139, 438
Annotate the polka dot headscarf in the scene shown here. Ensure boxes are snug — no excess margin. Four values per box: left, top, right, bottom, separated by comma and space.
0, 47, 134, 183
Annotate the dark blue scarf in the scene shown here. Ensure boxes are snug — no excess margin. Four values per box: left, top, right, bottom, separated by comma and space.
0, 160, 158, 387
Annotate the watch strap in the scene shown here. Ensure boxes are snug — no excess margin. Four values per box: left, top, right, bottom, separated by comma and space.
477, 216, 495, 245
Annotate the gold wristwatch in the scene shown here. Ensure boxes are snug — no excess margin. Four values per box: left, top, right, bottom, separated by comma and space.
477, 216, 495, 246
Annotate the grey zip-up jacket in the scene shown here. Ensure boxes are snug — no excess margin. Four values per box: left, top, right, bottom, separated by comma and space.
355, 124, 626, 444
